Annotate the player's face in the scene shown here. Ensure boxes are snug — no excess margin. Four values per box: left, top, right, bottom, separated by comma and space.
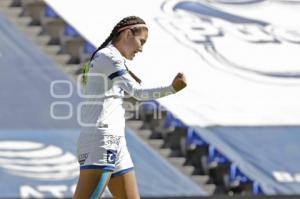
124, 29, 148, 60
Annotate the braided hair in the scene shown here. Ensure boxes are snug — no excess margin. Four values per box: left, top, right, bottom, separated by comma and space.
82, 16, 147, 84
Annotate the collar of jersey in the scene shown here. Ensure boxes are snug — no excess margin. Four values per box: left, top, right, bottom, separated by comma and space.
107, 43, 126, 62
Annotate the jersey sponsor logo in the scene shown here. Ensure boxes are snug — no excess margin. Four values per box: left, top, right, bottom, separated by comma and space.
78, 153, 89, 165
107, 150, 117, 164
104, 135, 121, 148
0, 140, 79, 180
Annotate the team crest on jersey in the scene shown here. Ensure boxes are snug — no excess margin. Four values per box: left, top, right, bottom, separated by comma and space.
107, 150, 117, 164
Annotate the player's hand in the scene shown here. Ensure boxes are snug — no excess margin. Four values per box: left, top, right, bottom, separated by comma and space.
172, 72, 187, 92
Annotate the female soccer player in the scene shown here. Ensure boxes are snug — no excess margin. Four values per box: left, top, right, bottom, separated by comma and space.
74, 16, 187, 199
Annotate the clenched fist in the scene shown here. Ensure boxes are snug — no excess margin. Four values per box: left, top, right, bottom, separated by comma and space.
172, 72, 187, 92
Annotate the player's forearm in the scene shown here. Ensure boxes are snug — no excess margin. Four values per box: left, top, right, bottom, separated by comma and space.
130, 85, 175, 101
119, 81, 175, 101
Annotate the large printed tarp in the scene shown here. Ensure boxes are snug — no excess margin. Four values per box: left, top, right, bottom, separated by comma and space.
42, 0, 300, 194
43, 0, 300, 126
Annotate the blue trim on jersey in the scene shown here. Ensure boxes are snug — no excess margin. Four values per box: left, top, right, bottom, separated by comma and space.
111, 167, 134, 177
108, 69, 127, 80
90, 170, 111, 199
80, 165, 115, 171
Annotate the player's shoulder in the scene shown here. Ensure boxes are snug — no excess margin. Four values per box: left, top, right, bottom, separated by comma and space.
96, 44, 123, 65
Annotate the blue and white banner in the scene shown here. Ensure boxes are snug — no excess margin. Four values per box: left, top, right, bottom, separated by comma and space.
0, 130, 80, 198
44, 0, 300, 127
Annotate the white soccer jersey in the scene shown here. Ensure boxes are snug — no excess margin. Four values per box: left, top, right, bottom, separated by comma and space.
80, 44, 175, 136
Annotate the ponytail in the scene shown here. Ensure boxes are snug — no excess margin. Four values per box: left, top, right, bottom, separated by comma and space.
81, 61, 90, 85
89, 33, 114, 62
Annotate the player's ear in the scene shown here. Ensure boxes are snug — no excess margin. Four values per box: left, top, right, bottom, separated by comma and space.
123, 29, 133, 40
